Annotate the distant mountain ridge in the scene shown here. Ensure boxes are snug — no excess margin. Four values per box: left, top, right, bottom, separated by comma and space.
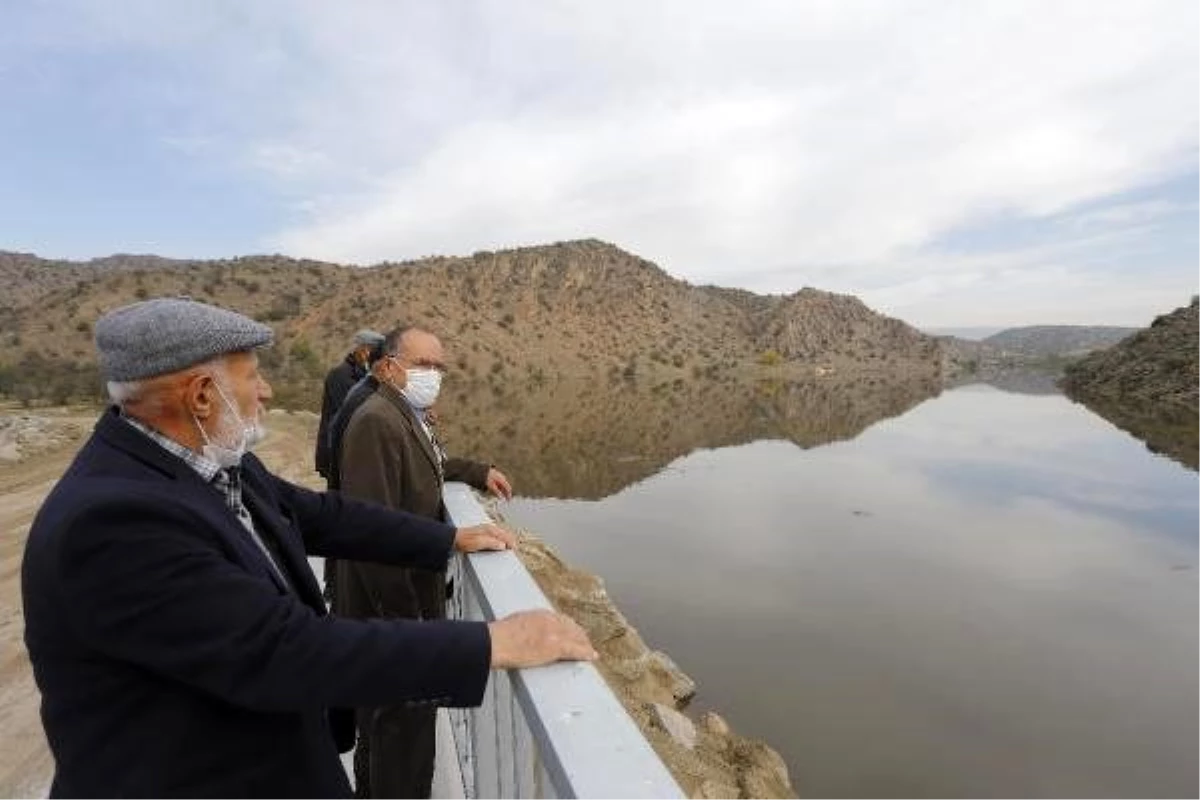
922, 326, 1006, 341
0, 240, 942, 406
937, 322, 1140, 379
981, 325, 1137, 357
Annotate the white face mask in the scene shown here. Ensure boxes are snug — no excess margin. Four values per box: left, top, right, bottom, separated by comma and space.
400, 368, 442, 410
192, 380, 264, 468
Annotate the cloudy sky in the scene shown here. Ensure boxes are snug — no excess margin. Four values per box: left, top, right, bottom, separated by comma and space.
1, 1, 1196, 328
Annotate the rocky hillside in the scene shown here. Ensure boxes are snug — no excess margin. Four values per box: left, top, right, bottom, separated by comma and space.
1061, 299, 1198, 411
756, 288, 938, 366
936, 336, 1008, 374
982, 325, 1137, 358
1060, 299, 1198, 469
0, 240, 943, 408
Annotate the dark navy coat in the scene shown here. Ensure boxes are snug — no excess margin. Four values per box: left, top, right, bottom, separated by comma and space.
21, 408, 490, 798
316, 354, 367, 478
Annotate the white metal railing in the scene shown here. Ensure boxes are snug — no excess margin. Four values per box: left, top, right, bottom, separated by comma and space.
443, 483, 685, 799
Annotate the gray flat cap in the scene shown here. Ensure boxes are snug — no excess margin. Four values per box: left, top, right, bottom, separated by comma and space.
352, 329, 385, 347
95, 297, 274, 381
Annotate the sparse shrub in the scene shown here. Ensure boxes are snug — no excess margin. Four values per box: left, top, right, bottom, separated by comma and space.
258, 346, 283, 370
15, 383, 36, 407
289, 338, 323, 378
263, 293, 301, 321
758, 349, 783, 366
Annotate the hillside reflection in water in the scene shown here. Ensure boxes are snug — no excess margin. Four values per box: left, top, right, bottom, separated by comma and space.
438, 373, 941, 500
443, 379, 1198, 798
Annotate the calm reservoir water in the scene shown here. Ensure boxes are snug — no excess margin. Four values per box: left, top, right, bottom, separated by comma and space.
444, 376, 1198, 798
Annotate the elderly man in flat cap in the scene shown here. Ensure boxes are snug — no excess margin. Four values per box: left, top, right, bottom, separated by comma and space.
21, 297, 594, 799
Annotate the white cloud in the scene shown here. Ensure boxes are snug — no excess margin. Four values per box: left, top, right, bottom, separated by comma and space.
10, 0, 1199, 325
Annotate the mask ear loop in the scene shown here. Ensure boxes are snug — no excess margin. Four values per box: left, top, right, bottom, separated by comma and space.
210, 381, 245, 427
192, 409, 215, 448
194, 377, 249, 451
188, 375, 219, 450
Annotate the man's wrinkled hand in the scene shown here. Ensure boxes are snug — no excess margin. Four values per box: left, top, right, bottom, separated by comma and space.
488, 609, 598, 669
454, 522, 516, 553
486, 467, 513, 500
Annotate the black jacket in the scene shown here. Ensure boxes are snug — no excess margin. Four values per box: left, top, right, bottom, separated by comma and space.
326, 374, 380, 491
315, 354, 367, 477
22, 408, 490, 798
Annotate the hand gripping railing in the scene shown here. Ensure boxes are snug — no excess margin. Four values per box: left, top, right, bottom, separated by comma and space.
443, 482, 685, 799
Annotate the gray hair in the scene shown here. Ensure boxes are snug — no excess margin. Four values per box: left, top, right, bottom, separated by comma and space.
105, 379, 145, 408
105, 356, 233, 411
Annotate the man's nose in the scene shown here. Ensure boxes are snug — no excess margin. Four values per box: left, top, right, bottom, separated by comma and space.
259, 377, 273, 400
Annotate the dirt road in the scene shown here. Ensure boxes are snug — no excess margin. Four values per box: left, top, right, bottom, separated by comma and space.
1, 410, 97, 798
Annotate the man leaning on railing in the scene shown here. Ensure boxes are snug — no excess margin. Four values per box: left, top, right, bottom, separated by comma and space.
20, 297, 596, 799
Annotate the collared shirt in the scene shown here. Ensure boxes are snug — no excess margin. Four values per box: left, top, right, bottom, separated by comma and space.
406, 400, 447, 466
119, 413, 290, 589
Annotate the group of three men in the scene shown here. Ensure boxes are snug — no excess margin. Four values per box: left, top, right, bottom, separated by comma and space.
21, 298, 594, 798
315, 326, 512, 798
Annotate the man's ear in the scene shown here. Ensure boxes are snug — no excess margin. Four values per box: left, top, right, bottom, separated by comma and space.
184, 372, 217, 420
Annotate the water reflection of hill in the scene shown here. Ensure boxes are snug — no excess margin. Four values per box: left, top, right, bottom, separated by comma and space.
436, 374, 941, 499
1064, 392, 1199, 471
947, 369, 1065, 396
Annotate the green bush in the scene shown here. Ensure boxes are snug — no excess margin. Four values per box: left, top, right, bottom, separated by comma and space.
758, 349, 783, 366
